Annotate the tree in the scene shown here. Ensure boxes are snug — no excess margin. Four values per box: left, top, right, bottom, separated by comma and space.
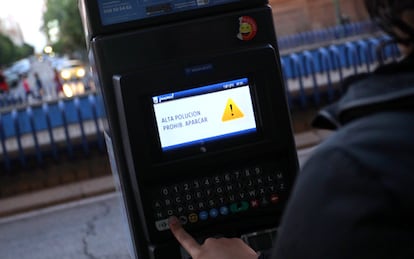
0, 33, 16, 66
0, 33, 33, 67
42, 0, 86, 56
17, 43, 35, 59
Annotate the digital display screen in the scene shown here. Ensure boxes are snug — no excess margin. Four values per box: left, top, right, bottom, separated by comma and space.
152, 78, 257, 151
98, 0, 240, 25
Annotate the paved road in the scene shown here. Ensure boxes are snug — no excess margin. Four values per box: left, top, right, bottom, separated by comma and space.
0, 193, 132, 259
4, 58, 93, 106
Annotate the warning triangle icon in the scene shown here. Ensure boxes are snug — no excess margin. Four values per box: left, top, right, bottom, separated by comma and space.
222, 98, 244, 122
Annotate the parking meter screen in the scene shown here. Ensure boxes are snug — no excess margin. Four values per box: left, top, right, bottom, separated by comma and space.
98, 0, 240, 25
152, 78, 257, 151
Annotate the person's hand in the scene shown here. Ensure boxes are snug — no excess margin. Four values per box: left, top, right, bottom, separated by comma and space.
168, 216, 259, 259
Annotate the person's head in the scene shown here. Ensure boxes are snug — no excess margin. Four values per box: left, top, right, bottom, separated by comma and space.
364, 0, 414, 55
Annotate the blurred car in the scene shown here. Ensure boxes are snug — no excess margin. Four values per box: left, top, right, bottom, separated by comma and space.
1, 58, 31, 89
56, 60, 92, 98
11, 58, 31, 76
58, 60, 87, 81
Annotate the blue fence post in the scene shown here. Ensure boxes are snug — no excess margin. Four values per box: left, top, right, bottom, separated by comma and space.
58, 100, 73, 158
317, 47, 335, 102
345, 42, 360, 75
11, 109, 26, 167
289, 53, 307, 108
329, 45, 344, 93
42, 103, 59, 160
368, 37, 381, 64
27, 107, 43, 165
278, 37, 287, 50
74, 97, 89, 155
387, 41, 401, 61
0, 113, 11, 172
356, 39, 371, 72
303, 50, 320, 106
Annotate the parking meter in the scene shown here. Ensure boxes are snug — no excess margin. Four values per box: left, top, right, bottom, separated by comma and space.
79, 1, 299, 258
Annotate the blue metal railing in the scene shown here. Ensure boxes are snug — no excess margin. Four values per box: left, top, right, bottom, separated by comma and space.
280, 35, 401, 108
0, 94, 106, 172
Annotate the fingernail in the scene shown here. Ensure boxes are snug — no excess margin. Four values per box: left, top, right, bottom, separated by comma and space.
168, 216, 179, 227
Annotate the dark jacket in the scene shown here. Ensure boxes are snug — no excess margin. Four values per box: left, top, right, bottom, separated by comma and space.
273, 54, 414, 259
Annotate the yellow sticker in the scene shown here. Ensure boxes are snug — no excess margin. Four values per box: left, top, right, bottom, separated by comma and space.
221, 98, 244, 122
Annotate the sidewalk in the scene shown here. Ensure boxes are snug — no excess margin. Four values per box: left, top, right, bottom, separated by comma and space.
0, 129, 332, 218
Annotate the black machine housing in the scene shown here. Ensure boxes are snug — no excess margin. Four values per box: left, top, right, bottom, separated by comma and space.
79, 1, 298, 258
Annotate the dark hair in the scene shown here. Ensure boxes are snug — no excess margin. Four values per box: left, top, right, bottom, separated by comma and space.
364, 0, 414, 45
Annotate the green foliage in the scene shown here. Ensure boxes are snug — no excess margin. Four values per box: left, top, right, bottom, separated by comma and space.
42, 0, 86, 55
17, 44, 35, 59
0, 33, 34, 67
0, 34, 16, 65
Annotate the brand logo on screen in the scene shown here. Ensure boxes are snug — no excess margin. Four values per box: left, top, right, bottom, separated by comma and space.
237, 16, 257, 41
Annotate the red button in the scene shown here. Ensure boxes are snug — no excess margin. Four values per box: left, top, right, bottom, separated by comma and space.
270, 194, 279, 204
250, 199, 260, 208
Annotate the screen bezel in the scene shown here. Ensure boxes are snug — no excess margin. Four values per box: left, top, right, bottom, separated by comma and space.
113, 46, 288, 168
149, 76, 263, 160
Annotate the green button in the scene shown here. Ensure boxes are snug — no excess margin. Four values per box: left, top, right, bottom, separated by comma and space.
230, 201, 249, 213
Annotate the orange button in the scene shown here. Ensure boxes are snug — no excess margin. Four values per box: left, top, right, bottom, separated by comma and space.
188, 213, 198, 223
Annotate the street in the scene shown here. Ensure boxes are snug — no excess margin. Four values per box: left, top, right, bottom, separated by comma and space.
0, 193, 132, 259
3, 57, 93, 106
8, 58, 56, 101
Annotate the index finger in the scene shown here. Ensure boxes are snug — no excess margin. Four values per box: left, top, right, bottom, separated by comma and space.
169, 216, 201, 257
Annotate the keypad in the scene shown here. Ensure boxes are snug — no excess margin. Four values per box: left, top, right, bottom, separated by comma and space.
152, 165, 286, 231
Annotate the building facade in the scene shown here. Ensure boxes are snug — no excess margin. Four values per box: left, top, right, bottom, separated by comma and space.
269, 0, 368, 36
0, 16, 24, 46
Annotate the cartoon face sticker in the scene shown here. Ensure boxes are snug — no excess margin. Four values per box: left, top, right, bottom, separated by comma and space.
240, 22, 252, 35
237, 16, 257, 41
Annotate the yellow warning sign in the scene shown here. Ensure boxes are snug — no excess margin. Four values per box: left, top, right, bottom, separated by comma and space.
222, 98, 244, 122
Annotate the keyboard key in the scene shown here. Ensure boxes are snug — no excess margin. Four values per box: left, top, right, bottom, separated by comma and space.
250, 199, 260, 208
213, 175, 222, 185
182, 183, 191, 192
199, 211, 208, 221
155, 219, 170, 231
192, 179, 201, 189
219, 206, 229, 215
230, 201, 249, 213
209, 208, 219, 218
270, 194, 280, 204
188, 213, 198, 223
160, 187, 169, 196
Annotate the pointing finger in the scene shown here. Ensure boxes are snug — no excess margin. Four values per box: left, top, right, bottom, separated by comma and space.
169, 216, 201, 258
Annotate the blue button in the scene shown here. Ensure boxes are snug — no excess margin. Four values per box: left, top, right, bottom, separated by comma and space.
199, 211, 208, 221
219, 206, 229, 215
209, 208, 219, 218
